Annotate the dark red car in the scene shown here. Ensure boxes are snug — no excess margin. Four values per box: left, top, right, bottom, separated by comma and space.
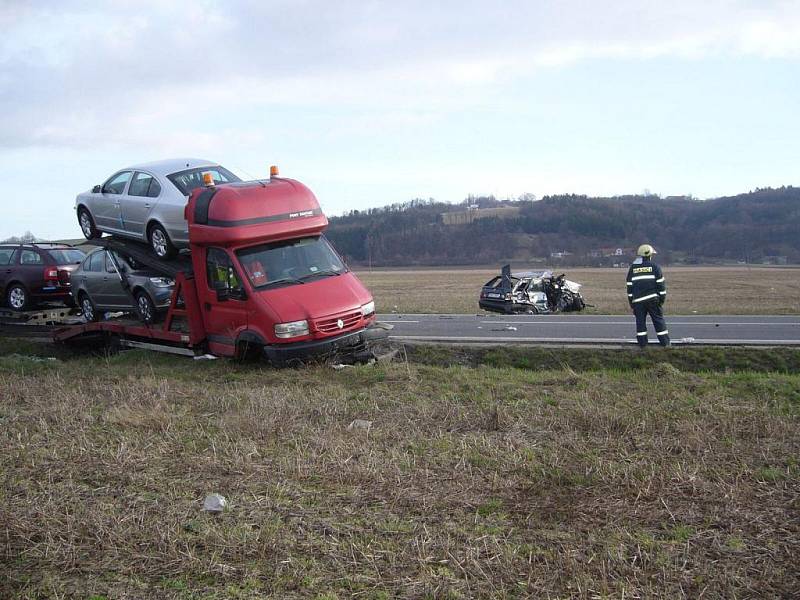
0, 243, 86, 311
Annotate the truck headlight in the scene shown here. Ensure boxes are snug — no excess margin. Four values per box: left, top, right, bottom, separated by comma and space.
149, 277, 174, 288
361, 301, 375, 316
274, 320, 309, 339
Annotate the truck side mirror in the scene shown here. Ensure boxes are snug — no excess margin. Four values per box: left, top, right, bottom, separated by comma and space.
215, 286, 230, 302
92, 185, 101, 193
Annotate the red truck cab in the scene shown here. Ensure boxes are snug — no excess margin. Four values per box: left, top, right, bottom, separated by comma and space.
183, 173, 379, 362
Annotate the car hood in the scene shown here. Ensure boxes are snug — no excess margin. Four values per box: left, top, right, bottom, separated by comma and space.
256, 272, 371, 323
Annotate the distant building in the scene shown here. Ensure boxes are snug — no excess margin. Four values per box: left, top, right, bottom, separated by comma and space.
550, 250, 572, 258
762, 255, 788, 265
441, 206, 521, 226
590, 247, 633, 257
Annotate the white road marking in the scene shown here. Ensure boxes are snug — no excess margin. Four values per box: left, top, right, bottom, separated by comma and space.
391, 335, 800, 345
477, 320, 797, 326
379, 314, 799, 320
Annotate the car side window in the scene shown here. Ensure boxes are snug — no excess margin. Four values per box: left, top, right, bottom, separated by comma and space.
148, 178, 161, 198
102, 171, 132, 195
87, 251, 104, 272
0, 247, 15, 266
206, 248, 243, 292
128, 172, 150, 197
129, 172, 161, 198
20, 250, 43, 265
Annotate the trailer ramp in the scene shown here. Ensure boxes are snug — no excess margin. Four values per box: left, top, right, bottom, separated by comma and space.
88, 237, 193, 278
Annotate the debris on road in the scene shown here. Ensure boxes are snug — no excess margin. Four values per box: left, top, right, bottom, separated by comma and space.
203, 493, 228, 513
374, 347, 400, 363
347, 419, 373, 432
0, 354, 59, 365
654, 362, 681, 376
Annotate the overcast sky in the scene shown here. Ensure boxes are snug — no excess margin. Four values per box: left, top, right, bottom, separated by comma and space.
2, 0, 798, 240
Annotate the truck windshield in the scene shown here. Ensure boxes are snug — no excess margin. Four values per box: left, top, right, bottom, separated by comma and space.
167, 166, 241, 195
236, 236, 347, 290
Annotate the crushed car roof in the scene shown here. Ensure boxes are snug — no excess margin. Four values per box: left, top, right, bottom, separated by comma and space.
512, 270, 552, 279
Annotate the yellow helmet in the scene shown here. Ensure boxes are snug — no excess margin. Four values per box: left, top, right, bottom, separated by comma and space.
637, 244, 657, 257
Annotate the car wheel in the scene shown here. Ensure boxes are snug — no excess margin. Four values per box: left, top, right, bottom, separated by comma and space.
6, 284, 29, 312
148, 223, 176, 259
135, 291, 157, 324
80, 293, 99, 322
78, 207, 101, 240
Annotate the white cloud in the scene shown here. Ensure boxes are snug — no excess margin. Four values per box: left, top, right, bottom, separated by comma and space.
2, 1, 799, 153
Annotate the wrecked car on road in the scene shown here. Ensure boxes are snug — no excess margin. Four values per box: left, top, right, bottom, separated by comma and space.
479, 265, 587, 314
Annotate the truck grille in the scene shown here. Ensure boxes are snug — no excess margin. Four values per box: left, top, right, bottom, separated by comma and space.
314, 309, 362, 334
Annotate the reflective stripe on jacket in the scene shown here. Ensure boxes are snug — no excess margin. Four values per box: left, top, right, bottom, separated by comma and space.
626, 257, 666, 305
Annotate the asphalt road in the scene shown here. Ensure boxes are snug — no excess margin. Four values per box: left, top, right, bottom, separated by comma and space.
377, 313, 800, 346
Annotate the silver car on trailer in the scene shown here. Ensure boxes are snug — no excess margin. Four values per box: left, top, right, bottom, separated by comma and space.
74, 158, 240, 258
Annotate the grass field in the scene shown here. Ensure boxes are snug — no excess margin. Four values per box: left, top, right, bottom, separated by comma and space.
2, 340, 798, 598
356, 266, 800, 315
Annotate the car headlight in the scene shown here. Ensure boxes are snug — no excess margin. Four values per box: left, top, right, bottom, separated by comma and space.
274, 320, 309, 339
361, 301, 375, 316
149, 277, 174, 287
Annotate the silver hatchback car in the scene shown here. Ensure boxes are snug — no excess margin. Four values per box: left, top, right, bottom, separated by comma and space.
75, 158, 240, 258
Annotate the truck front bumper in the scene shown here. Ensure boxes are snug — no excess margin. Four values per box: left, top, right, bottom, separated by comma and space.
263, 324, 389, 366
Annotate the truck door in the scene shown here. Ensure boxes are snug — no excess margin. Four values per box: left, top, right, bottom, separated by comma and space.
202, 247, 249, 356
123, 171, 161, 238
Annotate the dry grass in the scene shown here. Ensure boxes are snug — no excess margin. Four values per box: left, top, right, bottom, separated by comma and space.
1, 346, 798, 598
356, 266, 800, 315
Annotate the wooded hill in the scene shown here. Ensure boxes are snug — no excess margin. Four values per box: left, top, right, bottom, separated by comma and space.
326, 186, 800, 266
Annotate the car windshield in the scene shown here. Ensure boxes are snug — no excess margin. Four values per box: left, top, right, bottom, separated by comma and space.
47, 249, 86, 264
167, 166, 241, 196
236, 236, 347, 290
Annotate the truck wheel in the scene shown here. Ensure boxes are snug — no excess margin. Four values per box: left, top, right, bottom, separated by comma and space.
6, 284, 29, 311
78, 208, 101, 240
148, 223, 176, 259
135, 291, 157, 324
80, 293, 99, 322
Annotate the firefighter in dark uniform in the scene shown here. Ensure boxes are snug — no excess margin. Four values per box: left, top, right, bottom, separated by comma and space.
626, 244, 670, 347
